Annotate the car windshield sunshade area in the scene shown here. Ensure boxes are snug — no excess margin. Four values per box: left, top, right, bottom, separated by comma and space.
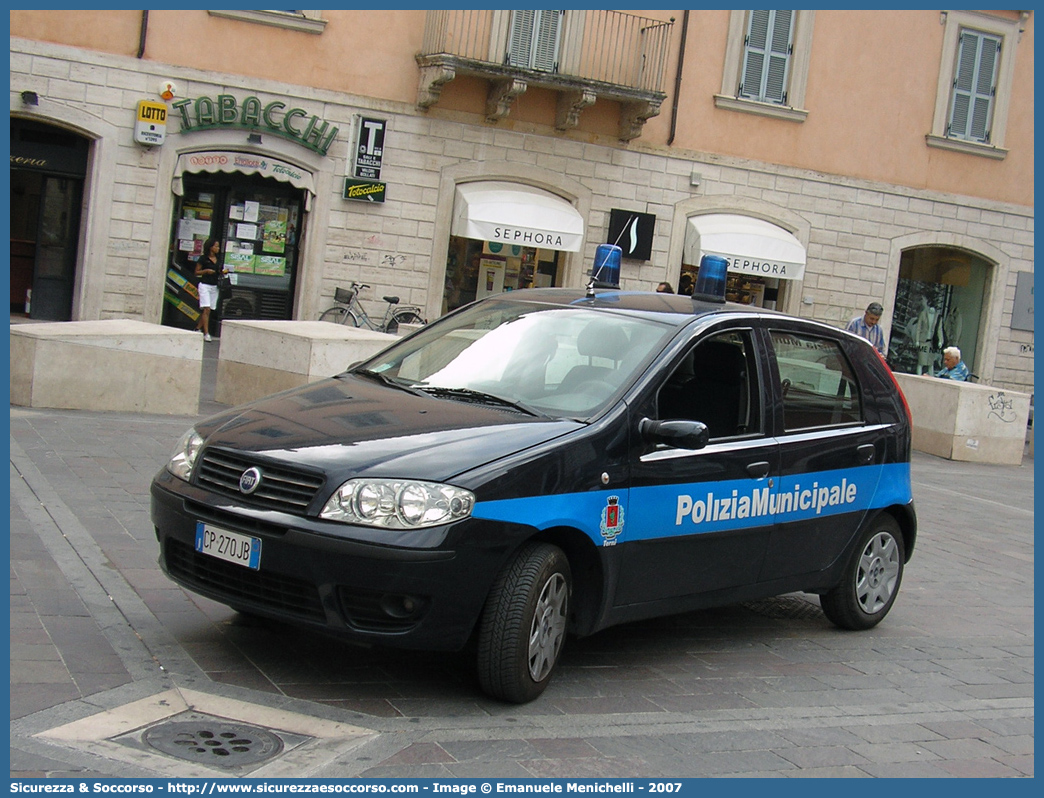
355, 300, 672, 419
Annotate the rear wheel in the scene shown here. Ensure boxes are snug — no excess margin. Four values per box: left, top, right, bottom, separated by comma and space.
821, 515, 905, 630
477, 542, 570, 703
386, 310, 424, 335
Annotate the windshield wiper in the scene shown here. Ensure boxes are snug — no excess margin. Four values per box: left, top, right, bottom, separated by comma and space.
353, 369, 426, 396
418, 386, 549, 418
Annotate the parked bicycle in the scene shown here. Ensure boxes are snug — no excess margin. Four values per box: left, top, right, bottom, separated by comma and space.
319, 281, 424, 334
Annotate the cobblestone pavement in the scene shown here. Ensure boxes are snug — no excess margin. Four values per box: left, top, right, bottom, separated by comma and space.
9, 348, 1034, 778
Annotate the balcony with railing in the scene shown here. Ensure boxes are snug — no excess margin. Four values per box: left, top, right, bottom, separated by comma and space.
417, 10, 674, 141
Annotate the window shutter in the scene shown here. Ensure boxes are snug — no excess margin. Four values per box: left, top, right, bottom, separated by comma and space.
531, 10, 561, 72
740, 10, 794, 104
740, 10, 770, 98
507, 10, 561, 72
764, 11, 793, 104
949, 29, 1000, 143
508, 10, 537, 67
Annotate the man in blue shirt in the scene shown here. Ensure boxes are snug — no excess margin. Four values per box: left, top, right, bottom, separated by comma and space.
936, 346, 970, 381
846, 302, 886, 355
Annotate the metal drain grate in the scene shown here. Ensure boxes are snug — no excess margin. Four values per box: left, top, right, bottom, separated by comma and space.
145, 720, 284, 767
741, 595, 824, 620
138, 714, 287, 768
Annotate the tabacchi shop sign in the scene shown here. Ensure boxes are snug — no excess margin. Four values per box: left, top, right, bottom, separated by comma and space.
171, 94, 338, 155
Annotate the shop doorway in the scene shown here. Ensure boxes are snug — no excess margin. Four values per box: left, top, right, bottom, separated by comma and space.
10, 119, 88, 320
443, 236, 562, 314
887, 247, 988, 376
163, 172, 304, 334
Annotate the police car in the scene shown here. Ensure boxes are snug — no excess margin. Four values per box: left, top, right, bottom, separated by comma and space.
151, 263, 916, 703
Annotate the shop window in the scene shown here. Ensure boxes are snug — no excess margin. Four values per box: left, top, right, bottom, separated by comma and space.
769, 331, 862, 430
443, 236, 561, 316
716, 10, 814, 122
163, 174, 303, 332
208, 10, 326, 34
678, 263, 779, 309
887, 247, 987, 377
927, 11, 1023, 159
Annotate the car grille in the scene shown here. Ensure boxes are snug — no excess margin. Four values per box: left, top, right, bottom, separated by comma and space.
165, 539, 325, 622
197, 448, 325, 514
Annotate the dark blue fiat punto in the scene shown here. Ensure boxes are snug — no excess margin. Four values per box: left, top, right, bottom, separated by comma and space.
152, 281, 916, 702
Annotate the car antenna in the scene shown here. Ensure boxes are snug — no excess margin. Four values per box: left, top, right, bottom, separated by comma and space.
586, 215, 635, 298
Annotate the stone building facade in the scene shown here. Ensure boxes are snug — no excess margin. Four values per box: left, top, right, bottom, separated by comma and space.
9, 11, 1033, 394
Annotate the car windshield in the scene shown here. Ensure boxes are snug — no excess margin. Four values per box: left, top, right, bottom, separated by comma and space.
354, 298, 673, 419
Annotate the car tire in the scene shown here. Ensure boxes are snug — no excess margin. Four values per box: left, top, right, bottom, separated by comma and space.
821, 514, 905, 630
477, 542, 570, 703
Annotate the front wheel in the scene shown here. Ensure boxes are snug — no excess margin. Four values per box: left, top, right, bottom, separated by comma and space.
820, 515, 905, 630
319, 307, 359, 326
319, 306, 349, 324
386, 310, 424, 335
477, 542, 571, 703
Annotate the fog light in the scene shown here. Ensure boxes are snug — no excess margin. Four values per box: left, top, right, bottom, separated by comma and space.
380, 593, 423, 619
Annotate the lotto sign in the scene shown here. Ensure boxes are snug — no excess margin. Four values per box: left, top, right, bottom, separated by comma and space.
134, 100, 167, 146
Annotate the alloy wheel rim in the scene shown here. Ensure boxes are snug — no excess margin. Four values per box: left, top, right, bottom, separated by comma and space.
528, 573, 567, 681
855, 532, 900, 614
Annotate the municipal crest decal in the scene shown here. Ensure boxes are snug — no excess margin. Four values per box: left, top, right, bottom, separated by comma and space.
599, 495, 624, 546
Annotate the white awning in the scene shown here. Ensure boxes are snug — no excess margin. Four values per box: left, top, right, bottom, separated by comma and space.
452, 181, 584, 252
172, 151, 316, 210
684, 214, 806, 281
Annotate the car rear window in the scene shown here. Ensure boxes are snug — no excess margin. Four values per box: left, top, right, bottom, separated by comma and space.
770, 330, 863, 430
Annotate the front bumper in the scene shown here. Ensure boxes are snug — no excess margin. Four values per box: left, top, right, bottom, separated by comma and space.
150, 470, 524, 650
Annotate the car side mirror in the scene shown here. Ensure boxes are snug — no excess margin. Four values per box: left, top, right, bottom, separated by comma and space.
639, 417, 710, 450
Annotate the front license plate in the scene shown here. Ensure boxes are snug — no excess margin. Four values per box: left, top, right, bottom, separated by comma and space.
195, 522, 262, 570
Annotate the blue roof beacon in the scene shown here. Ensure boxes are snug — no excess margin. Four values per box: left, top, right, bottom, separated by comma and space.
590, 242, 622, 289
693, 253, 728, 303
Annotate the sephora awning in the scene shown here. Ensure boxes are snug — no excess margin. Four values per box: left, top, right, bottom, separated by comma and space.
452, 181, 585, 252
172, 151, 316, 209
684, 214, 806, 280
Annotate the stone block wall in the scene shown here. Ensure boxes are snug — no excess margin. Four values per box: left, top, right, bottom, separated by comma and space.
10, 38, 1033, 394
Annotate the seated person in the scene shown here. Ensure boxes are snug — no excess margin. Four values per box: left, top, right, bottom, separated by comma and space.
935, 346, 970, 381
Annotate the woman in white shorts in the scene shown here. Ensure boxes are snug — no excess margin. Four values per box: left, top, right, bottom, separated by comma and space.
194, 237, 225, 342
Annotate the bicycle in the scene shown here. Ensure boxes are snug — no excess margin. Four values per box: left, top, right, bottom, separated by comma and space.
319, 281, 425, 334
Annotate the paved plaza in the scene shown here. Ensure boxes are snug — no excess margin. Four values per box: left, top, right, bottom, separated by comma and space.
9, 346, 1034, 778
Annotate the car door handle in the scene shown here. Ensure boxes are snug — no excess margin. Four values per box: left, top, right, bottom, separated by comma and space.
857, 444, 876, 464
746, 461, 770, 479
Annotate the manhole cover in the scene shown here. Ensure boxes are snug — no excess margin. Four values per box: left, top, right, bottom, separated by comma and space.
143, 718, 284, 767
741, 595, 824, 620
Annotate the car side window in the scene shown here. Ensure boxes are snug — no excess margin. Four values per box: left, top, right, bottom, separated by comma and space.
657, 331, 760, 439
769, 330, 863, 430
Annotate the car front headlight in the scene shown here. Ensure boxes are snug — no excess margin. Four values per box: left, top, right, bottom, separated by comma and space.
167, 428, 205, 481
320, 479, 474, 529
